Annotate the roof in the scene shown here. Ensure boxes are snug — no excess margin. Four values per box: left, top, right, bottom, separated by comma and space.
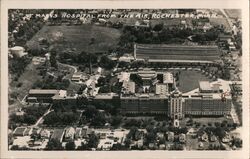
199, 81, 212, 91
155, 84, 168, 95
10, 46, 24, 51
122, 81, 135, 94
118, 72, 130, 82
13, 127, 26, 135
135, 44, 220, 62
29, 89, 59, 95
163, 72, 174, 84
51, 129, 65, 141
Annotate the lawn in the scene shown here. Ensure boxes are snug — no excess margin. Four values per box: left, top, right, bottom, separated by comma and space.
26, 24, 121, 54
9, 61, 42, 110
174, 70, 213, 93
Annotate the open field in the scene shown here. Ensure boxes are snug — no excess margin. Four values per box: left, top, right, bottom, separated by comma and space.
26, 24, 121, 54
173, 70, 213, 93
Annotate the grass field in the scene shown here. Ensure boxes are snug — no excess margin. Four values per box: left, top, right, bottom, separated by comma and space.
26, 24, 121, 54
174, 70, 213, 93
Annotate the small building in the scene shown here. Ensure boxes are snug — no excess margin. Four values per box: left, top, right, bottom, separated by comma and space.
137, 139, 144, 148
10, 46, 28, 58
71, 73, 83, 82
122, 81, 135, 94
218, 33, 232, 43
167, 132, 175, 142
65, 127, 75, 141
187, 128, 198, 137
201, 132, 209, 142
40, 129, 51, 139
222, 132, 231, 143
75, 128, 82, 139
179, 133, 186, 143
159, 144, 166, 150
148, 143, 155, 149
32, 127, 42, 135
24, 127, 33, 136
210, 134, 217, 142
51, 129, 65, 142
13, 127, 27, 136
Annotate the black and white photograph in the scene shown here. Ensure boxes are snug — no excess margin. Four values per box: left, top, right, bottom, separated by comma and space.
1, 0, 249, 159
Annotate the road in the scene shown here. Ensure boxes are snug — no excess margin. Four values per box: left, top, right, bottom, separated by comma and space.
58, 62, 78, 73
32, 105, 53, 127
220, 9, 233, 30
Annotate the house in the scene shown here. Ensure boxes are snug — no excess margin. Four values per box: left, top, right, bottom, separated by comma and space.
222, 132, 232, 143
218, 33, 232, 43
10, 46, 28, 58
24, 127, 33, 136
167, 132, 174, 142
187, 128, 198, 137
71, 73, 83, 82
148, 143, 155, 149
156, 132, 165, 140
51, 129, 65, 142
137, 139, 144, 148
13, 127, 27, 136
201, 132, 209, 142
75, 128, 82, 139
65, 127, 75, 141
210, 134, 217, 142
159, 144, 166, 150
98, 132, 107, 139
179, 133, 186, 143
32, 127, 42, 135
40, 129, 51, 139
198, 142, 204, 150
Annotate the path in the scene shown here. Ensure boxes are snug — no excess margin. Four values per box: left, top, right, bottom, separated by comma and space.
220, 9, 234, 30
58, 62, 78, 73
32, 105, 54, 127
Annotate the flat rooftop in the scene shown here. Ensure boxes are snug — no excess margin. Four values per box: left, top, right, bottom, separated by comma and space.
199, 81, 212, 91
135, 44, 220, 62
29, 89, 59, 95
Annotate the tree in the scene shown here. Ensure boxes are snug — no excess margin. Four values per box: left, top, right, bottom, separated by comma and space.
91, 112, 106, 126
99, 55, 116, 69
111, 115, 122, 128
84, 105, 98, 119
87, 133, 99, 148
50, 49, 58, 68
153, 23, 164, 32
65, 141, 76, 150
46, 139, 63, 150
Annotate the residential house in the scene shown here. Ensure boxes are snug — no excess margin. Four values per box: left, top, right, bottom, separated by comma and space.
51, 129, 65, 142
167, 132, 175, 142
40, 129, 51, 139
65, 127, 75, 141
13, 127, 27, 136
222, 132, 232, 143
201, 132, 209, 142
75, 128, 82, 139
179, 133, 186, 143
